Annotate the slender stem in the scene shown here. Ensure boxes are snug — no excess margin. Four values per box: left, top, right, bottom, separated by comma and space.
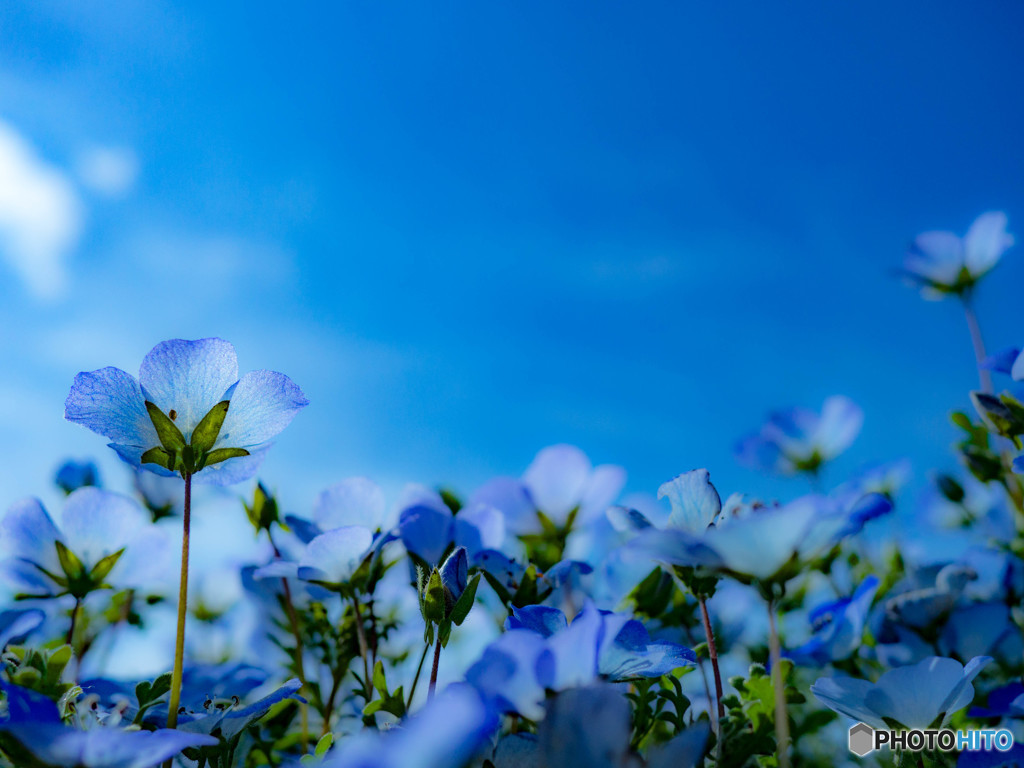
66, 598, 81, 649
269, 535, 309, 752
962, 295, 993, 393
407, 642, 431, 708
768, 602, 790, 768
320, 670, 343, 737
427, 635, 442, 701
352, 597, 372, 701
165, 473, 191, 741
699, 599, 725, 725
681, 620, 714, 734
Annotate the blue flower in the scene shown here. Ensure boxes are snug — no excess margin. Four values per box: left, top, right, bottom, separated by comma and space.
54, 459, 100, 494
902, 211, 1014, 298
172, 678, 303, 743
982, 346, 1023, 381
0, 682, 217, 768
397, 493, 505, 566
968, 683, 1024, 719
65, 337, 307, 484
735, 396, 863, 476
785, 576, 879, 666
309, 683, 498, 768
633, 491, 892, 583
0, 488, 170, 597
811, 655, 992, 729
0, 607, 45, 649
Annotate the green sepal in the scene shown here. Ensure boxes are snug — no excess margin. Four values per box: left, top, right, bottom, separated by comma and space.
145, 401, 186, 451
449, 573, 480, 626
89, 548, 125, 584
438, 618, 453, 648
55, 541, 85, 582
245, 482, 281, 533
190, 400, 230, 453
423, 570, 446, 624
204, 447, 250, 467
141, 446, 173, 470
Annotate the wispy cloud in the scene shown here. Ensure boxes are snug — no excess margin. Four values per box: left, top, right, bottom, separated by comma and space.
0, 119, 83, 300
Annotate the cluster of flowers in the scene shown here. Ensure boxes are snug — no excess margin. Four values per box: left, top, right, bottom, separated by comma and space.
0, 211, 1020, 768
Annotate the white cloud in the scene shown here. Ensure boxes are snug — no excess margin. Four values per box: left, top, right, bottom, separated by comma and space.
0, 120, 83, 300
76, 145, 139, 197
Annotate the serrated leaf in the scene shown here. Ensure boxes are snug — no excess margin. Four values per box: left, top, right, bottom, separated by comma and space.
191, 400, 230, 452
450, 573, 480, 626
145, 401, 186, 451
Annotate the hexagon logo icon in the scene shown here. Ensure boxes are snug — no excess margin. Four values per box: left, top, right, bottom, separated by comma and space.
848, 722, 874, 756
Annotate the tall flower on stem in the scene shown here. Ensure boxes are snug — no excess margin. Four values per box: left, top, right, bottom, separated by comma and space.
64, 338, 307, 757
902, 211, 1014, 392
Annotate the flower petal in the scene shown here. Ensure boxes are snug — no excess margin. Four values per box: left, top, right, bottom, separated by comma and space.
298, 526, 373, 584
215, 369, 308, 449
0, 498, 61, 574
138, 338, 239, 441
313, 477, 385, 531
523, 444, 591, 525
964, 211, 1013, 276
65, 367, 157, 448
60, 488, 147, 570
658, 470, 721, 534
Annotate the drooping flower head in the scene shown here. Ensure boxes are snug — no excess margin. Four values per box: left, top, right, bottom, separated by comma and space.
902, 211, 1014, 299
65, 338, 307, 484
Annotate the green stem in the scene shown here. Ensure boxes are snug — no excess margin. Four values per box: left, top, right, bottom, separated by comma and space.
164, 472, 191, 751
963, 294, 993, 394
270, 534, 309, 752
66, 598, 81, 650
427, 634, 442, 701
768, 601, 790, 768
699, 598, 726, 728
407, 641, 431, 708
352, 597, 373, 701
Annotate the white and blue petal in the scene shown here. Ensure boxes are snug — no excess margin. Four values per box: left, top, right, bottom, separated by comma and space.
214, 369, 308, 450
65, 367, 157, 448
138, 338, 239, 440
314, 478, 386, 531
963, 211, 1013, 277
60, 488, 147, 570
0, 498, 62, 576
658, 470, 721, 534
297, 526, 374, 585
522, 445, 591, 525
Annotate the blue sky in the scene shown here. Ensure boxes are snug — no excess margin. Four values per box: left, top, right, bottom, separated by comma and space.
1, 1, 1022, 518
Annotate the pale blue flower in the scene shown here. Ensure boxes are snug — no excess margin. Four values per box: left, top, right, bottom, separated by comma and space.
786, 576, 879, 666
735, 396, 863, 475
65, 338, 307, 484
0, 488, 170, 597
0, 682, 217, 768
811, 655, 992, 729
902, 211, 1014, 298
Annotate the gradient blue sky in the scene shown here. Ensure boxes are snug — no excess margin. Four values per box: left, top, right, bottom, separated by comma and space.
1, 1, 1022, 516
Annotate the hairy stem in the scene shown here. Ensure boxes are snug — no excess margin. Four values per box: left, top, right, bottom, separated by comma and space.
162, 473, 191, 768
427, 635, 443, 701
768, 602, 790, 768
962, 295, 993, 393
699, 598, 726, 726
352, 597, 373, 701
66, 598, 81, 650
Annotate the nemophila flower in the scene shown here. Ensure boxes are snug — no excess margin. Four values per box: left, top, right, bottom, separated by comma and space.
0, 488, 170, 597
65, 337, 307, 484
884, 562, 977, 628
509, 602, 694, 686
55, 459, 100, 494
735, 396, 863, 476
968, 683, 1024, 719
171, 678, 302, 743
313, 683, 498, 768
983, 346, 1024, 381
0, 682, 217, 768
398, 493, 504, 566
811, 655, 992, 730
785, 576, 879, 666
939, 602, 1023, 664
632, 488, 892, 583
467, 445, 625, 534
902, 211, 1014, 298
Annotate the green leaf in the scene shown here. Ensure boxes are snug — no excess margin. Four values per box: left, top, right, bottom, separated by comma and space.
89, 548, 125, 583
145, 401, 186, 451
203, 447, 251, 467
140, 447, 173, 470
423, 570, 446, 623
314, 733, 333, 757
190, 400, 230, 452
372, 660, 387, 695
449, 573, 480, 626
55, 541, 85, 581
